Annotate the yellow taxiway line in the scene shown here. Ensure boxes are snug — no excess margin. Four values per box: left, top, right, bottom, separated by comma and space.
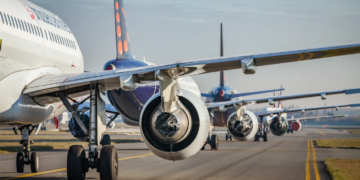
305, 140, 321, 180
306, 140, 311, 180
2, 153, 153, 180
315, 129, 326, 135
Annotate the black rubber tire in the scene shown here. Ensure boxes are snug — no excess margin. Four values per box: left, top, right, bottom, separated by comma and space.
229, 136, 232, 141
263, 132, 268, 142
30, 152, 39, 173
67, 145, 86, 180
101, 134, 111, 146
225, 134, 228, 141
99, 145, 118, 180
16, 152, 24, 173
210, 134, 219, 150
254, 134, 260, 141
291, 129, 293, 134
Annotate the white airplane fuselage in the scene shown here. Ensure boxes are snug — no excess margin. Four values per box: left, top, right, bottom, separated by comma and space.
0, 0, 201, 127
0, 0, 83, 126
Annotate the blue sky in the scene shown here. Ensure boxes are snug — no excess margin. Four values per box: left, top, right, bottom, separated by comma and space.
30, 0, 360, 108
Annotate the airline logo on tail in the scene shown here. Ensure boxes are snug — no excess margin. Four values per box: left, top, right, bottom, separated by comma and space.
114, 0, 132, 59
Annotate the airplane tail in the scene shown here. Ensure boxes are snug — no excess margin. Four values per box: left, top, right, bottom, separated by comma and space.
114, 0, 133, 59
220, 23, 225, 87
278, 85, 283, 108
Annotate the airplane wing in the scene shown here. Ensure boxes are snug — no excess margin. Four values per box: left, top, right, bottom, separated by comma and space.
206, 89, 360, 110
287, 115, 348, 122
253, 103, 360, 117
201, 88, 285, 98
23, 43, 360, 104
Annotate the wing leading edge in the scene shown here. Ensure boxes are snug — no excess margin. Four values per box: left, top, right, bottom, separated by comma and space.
24, 43, 360, 104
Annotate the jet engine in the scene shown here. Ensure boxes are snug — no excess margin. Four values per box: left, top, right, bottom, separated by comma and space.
227, 110, 259, 141
140, 90, 210, 161
68, 111, 90, 142
107, 121, 116, 129
269, 116, 289, 136
291, 121, 302, 131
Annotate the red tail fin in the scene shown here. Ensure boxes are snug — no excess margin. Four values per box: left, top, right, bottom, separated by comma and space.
114, 0, 132, 59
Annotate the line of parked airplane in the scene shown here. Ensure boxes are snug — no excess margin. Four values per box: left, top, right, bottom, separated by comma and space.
1, 0, 360, 179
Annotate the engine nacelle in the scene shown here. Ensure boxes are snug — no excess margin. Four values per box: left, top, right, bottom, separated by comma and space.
68, 112, 90, 142
270, 116, 289, 136
291, 121, 302, 131
227, 110, 259, 141
140, 90, 210, 161
107, 121, 115, 129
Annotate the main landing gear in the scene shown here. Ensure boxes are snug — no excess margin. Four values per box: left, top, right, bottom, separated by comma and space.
15, 126, 39, 173
254, 116, 267, 142
201, 134, 219, 150
225, 130, 232, 141
60, 84, 118, 180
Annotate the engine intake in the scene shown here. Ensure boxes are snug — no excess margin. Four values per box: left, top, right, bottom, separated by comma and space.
270, 116, 289, 136
140, 90, 210, 161
227, 110, 259, 141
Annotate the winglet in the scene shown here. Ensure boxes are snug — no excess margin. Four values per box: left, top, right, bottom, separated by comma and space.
114, 0, 132, 59
350, 103, 360, 107
345, 88, 360, 95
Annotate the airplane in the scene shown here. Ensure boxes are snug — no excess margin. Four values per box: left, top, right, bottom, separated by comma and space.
286, 114, 348, 133
254, 101, 360, 141
2, 0, 360, 179
201, 24, 285, 148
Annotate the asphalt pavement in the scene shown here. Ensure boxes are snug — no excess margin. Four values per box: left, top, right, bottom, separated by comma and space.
1, 128, 360, 180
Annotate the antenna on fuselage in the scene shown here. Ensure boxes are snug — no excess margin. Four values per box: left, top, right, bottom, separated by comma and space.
220, 23, 225, 87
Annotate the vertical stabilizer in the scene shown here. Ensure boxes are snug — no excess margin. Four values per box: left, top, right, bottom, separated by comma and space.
220, 23, 225, 87
114, 0, 133, 59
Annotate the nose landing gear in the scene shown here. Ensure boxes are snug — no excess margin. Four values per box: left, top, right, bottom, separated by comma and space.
16, 126, 39, 173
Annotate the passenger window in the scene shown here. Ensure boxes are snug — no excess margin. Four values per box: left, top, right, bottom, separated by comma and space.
27, 22, 31, 34
11, 16, 15, 28
14, 17, 18, 29
40, 28, 44, 38
7, 15, 11, 26
0, 12, 4, 24
22, 21, 27, 32
44, 30, 48, 40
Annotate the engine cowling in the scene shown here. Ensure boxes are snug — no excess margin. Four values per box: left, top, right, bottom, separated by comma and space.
68, 112, 90, 142
269, 116, 289, 136
140, 90, 210, 161
227, 110, 259, 141
107, 121, 115, 129
291, 121, 302, 131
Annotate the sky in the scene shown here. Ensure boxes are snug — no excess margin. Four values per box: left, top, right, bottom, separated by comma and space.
30, 0, 360, 109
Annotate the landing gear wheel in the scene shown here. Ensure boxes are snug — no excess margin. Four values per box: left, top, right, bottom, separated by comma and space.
229, 136, 232, 141
16, 152, 24, 173
291, 129, 293, 134
263, 132, 268, 142
101, 134, 111, 146
99, 145, 118, 180
30, 152, 39, 173
226, 134, 228, 141
210, 134, 219, 150
67, 145, 86, 180
254, 134, 260, 142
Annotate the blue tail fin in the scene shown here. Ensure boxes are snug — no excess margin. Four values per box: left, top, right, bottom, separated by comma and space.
114, 0, 133, 59
220, 23, 225, 87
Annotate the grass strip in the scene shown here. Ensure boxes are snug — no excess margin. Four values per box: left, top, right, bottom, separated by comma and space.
315, 139, 360, 149
325, 158, 360, 180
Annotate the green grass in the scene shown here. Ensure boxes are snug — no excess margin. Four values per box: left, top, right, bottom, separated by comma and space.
340, 129, 360, 134
325, 158, 360, 180
315, 139, 360, 149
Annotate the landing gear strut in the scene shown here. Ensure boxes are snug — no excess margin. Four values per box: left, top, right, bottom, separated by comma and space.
60, 84, 118, 180
254, 116, 267, 142
201, 133, 219, 150
16, 125, 39, 173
